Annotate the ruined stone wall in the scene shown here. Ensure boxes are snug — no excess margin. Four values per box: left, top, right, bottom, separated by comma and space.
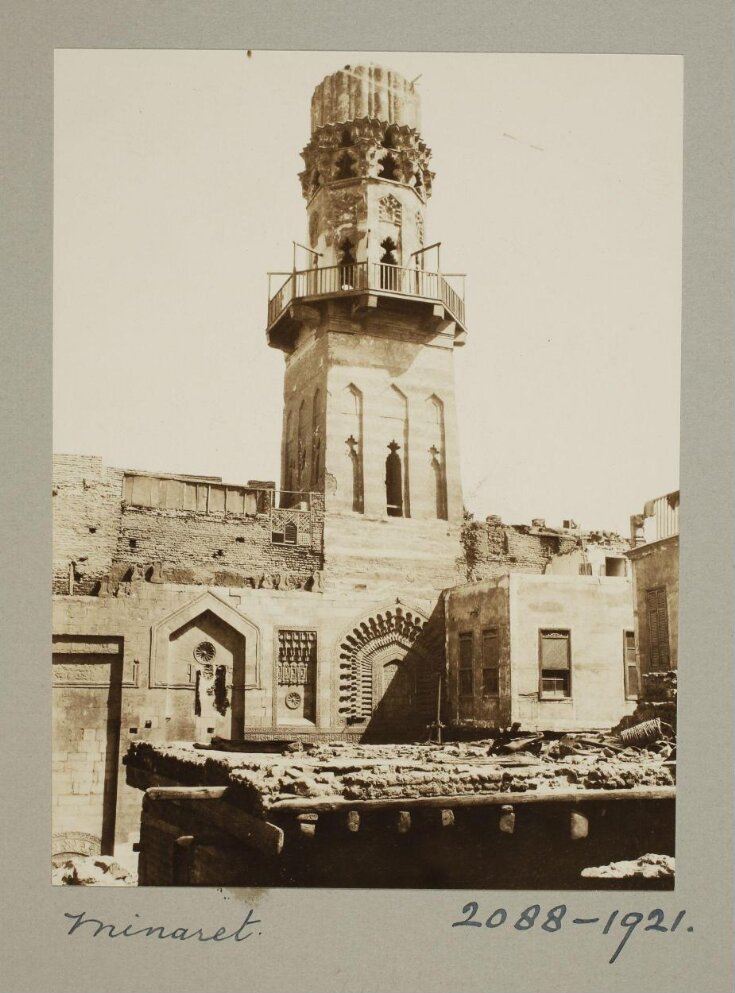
114, 501, 323, 590
53, 455, 125, 594
460, 516, 630, 583
53, 456, 325, 595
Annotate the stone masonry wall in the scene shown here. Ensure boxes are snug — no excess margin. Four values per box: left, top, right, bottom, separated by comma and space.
114, 502, 323, 590
53, 455, 125, 595
461, 515, 630, 582
53, 455, 324, 595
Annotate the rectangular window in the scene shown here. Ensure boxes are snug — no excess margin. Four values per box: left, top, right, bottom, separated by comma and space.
646, 586, 670, 669
458, 632, 473, 696
539, 629, 571, 698
481, 627, 500, 697
605, 556, 627, 577
624, 630, 640, 700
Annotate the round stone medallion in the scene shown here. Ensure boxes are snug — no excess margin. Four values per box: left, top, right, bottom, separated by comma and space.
285, 691, 302, 710
193, 640, 216, 664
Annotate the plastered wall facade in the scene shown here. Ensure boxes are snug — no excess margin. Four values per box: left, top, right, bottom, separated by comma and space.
445, 574, 636, 734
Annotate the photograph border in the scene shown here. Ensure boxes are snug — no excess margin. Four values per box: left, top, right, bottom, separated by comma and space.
1, 3, 733, 992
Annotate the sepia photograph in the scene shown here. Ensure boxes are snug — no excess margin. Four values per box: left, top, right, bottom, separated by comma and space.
52, 50, 682, 890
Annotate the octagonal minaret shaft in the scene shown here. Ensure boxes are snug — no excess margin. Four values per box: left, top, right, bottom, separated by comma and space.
299, 64, 433, 275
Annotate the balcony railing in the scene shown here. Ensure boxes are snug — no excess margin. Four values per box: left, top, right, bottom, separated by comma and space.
267, 261, 466, 330
630, 490, 679, 545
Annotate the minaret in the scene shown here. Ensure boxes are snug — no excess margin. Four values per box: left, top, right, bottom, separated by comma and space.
266, 64, 468, 594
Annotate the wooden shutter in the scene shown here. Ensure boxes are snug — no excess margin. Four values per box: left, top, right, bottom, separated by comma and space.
540, 631, 570, 670
481, 629, 500, 697
624, 630, 640, 699
647, 587, 670, 669
458, 633, 473, 695
482, 629, 499, 667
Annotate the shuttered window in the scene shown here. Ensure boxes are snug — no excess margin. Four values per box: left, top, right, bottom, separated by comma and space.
481, 628, 500, 696
646, 587, 670, 669
624, 630, 640, 699
458, 633, 473, 696
539, 630, 571, 698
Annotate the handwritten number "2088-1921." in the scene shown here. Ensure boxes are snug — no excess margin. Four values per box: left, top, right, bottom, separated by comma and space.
451, 904, 690, 963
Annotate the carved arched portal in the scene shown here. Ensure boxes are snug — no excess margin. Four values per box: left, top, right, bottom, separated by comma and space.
337, 603, 439, 741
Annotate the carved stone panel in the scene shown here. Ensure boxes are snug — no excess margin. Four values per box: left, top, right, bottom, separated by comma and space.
378, 194, 402, 225
325, 190, 362, 247
276, 629, 317, 725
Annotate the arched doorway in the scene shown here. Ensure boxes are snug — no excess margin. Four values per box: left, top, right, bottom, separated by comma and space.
337, 603, 439, 741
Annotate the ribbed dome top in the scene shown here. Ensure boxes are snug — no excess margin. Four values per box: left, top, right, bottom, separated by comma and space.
310, 64, 421, 133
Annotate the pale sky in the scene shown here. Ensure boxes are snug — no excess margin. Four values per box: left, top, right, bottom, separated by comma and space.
54, 50, 682, 533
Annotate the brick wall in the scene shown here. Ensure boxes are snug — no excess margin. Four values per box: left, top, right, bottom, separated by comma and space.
115, 502, 322, 589
53, 455, 125, 594
53, 456, 324, 595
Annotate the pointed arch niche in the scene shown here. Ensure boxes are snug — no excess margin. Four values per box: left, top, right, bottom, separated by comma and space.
340, 383, 364, 513
283, 409, 295, 493
427, 394, 448, 520
310, 388, 322, 489
337, 602, 437, 741
380, 384, 409, 517
149, 592, 261, 739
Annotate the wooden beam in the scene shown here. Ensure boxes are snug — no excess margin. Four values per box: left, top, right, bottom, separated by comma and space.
267, 785, 675, 814
570, 810, 589, 840
297, 813, 318, 838
145, 794, 285, 858
146, 785, 230, 802
499, 804, 515, 835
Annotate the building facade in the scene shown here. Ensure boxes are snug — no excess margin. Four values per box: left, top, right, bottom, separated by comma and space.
52, 64, 642, 864
445, 574, 637, 733
626, 491, 679, 703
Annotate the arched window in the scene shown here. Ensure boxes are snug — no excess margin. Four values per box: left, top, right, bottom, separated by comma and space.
284, 521, 298, 545
342, 385, 364, 515
297, 399, 307, 490
338, 238, 356, 289
427, 396, 448, 520
284, 410, 295, 494
346, 435, 363, 513
378, 153, 399, 181
335, 151, 357, 180
339, 128, 353, 147
380, 238, 398, 290
385, 441, 403, 517
382, 126, 398, 149
430, 446, 448, 520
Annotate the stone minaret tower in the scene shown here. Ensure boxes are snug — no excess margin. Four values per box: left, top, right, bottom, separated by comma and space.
266, 64, 468, 594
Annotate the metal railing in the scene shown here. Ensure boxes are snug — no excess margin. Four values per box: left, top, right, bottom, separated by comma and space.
267, 261, 466, 329
630, 490, 679, 545
647, 492, 679, 542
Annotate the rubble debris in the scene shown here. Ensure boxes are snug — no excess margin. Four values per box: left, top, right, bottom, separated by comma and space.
618, 718, 671, 747
52, 854, 137, 886
127, 733, 675, 813
581, 853, 674, 880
